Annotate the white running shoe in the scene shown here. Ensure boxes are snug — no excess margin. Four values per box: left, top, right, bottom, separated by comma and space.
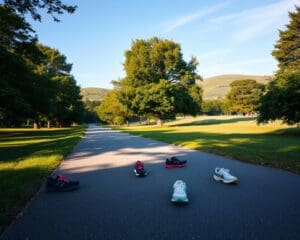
171, 180, 189, 203
214, 168, 238, 184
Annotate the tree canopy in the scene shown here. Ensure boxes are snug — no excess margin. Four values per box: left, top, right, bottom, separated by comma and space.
272, 6, 300, 73
226, 79, 265, 115
115, 37, 202, 125
0, 4, 83, 127
258, 6, 300, 125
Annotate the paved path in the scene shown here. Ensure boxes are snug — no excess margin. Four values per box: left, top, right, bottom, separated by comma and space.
2, 124, 300, 240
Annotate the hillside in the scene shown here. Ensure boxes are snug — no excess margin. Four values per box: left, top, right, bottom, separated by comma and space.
201, 74, 273, 99
80, 87, 111, 101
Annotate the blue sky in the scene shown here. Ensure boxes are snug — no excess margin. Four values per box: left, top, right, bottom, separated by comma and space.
27, 0, 298, 89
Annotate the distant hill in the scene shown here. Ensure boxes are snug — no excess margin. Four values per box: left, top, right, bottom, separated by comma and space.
201, 74, 273, 99
80, 87, 111, 102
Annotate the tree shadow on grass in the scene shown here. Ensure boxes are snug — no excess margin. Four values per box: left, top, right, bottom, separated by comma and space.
0, 128, 84, 162
171, 117, 257, 127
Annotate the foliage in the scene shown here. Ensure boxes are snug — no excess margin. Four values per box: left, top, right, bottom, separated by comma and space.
0, 6, 84, 127
83, 99, 101, 123
258, 7, 300, 125
117, 37, 202, 124
3, 0, 77, 22
226, 79, 265, 114
258, 72, 300, 125
272, 6, 300, 73
202, 99, 224, 115
97, 90, 125, 124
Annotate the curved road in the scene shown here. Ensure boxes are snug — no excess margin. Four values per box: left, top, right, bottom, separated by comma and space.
2, 124, 300, 240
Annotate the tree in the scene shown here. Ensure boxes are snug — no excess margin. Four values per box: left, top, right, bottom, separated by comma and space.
118, 37, 202, 125
226, 79, 265, 115
272, 6, 300, 73
35, 44, 84, 127
258, 6, 300, 125
3, 0, 77, 22
202, 99, 223, 115
97, 90, 125, 125
258, 72, 300, 125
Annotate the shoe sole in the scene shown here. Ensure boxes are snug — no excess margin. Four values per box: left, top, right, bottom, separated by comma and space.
213, 175, 238, 184
134, 170, 148, 176
171, 197, 189, 203
165, 164, 186, 169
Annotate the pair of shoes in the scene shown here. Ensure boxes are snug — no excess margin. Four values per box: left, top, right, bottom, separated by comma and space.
165, 156, 187, 168
46, 175, 80, 192
171, 180, 188, 203
214, 168, 238, 184
134, 161, 148, 177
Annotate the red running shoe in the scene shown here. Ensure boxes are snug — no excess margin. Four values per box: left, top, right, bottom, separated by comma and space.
134, 161, 147, 176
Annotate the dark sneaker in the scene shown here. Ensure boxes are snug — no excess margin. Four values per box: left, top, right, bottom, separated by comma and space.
46, 175, 80, 192
134, 161, 147, 176
165, 156, 187, 168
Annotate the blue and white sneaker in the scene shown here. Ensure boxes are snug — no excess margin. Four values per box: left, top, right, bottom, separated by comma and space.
214, 168, 238, 184
171, 180, 189, 203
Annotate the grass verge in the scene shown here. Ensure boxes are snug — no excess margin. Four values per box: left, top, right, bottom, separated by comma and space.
117, 116, 300, 174
0, 126, 86, 233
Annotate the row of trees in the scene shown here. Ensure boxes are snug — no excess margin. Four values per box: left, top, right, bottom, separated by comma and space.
97, 6, 299, 126
202, 79, 265, 116
0, 1, 84, 127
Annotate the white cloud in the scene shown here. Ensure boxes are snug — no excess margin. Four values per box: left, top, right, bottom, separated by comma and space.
210, 0, 298, 43
163, 2, 228, 33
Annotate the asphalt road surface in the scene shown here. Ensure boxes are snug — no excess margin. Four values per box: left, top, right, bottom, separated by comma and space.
2, 124, 300, 240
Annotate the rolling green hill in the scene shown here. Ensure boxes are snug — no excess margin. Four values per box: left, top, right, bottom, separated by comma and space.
80, 87, 111, 102
201, 74, 273, 99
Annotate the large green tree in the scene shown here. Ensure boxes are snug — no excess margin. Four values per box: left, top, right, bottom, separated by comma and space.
227, 79, 265, 115
97, 90, 128, 125
272, 6, 300, 73
258, 72, 300, 125
258, 6, 300, 125
118, 37, 202, 125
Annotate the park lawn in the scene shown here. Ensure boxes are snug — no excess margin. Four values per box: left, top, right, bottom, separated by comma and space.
0, 126, 86, 233
118, 116, 300, 173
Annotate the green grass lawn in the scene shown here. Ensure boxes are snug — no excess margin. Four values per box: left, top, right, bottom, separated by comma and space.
118, 116, 300, 173
0, 126, 86, 233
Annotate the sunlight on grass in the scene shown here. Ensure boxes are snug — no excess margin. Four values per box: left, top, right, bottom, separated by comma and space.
0, 126, 86, 233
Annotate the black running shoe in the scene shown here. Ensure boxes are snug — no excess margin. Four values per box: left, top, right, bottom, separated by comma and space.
165, 156, 187, 168
46, 175, 80, 192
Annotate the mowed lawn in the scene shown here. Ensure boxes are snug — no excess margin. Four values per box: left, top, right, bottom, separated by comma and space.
119, 116, 300, 173
0, 126, 86, 233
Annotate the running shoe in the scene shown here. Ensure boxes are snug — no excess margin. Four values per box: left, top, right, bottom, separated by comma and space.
171, 180, 189, 203
214, 168, 238, 184
46, 175, 80, 192
165, 156, 187, 168
134, 161, 147, 176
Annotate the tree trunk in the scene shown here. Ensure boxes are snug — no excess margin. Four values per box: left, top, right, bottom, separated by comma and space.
33, 119, 40, 129
47, 120, 51, 129
157, 117, 163, 126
